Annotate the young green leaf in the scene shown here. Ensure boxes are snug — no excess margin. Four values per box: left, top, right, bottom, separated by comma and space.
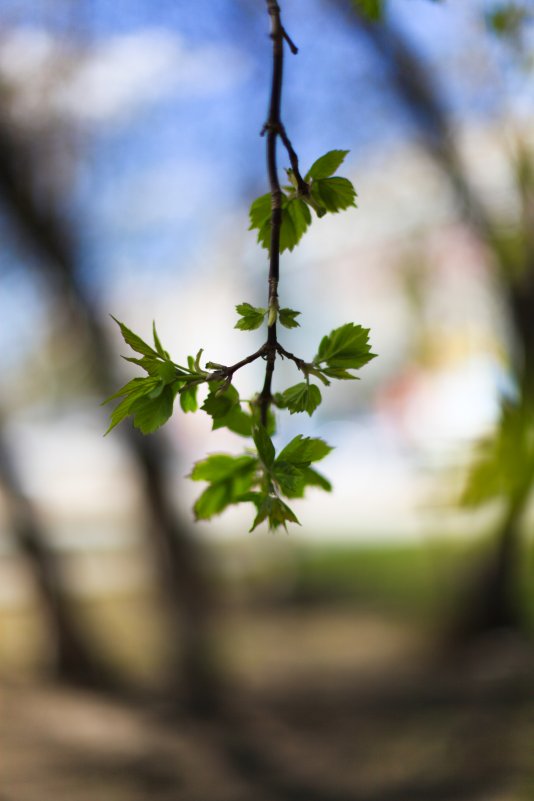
235, 303, 267, 331
272, 462, 304, 496
202, 383, 240, 420
249, 192, 272, 231
250, 495, 300, 532
103, 376, 158, 405
276, 435, 333, 467
191, 453, 258, 483
155, 361, 178, 383
129, 386, 175, 434
311, 177, 357, 214
306, 150, 349, 181
104, 394, 137, 435
212, 404, 253, 437
282, 466, 332, 498
191, 453, 258, 521
273, 462, 332, 499
179, 382, 198, 413
314, 323, 376, 377
278, 308, 301, 329
286, 197, 312, 239
111, 316, 159, 359
280, 383, 322, 416
152, 321, 168, 359
251, 193, 312, 254
103, 375, 165, 434
253, 426, 275, 468
193, 483, 234, 521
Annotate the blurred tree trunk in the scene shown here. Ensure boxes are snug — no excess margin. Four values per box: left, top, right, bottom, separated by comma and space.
0, 110, 222, 713
340, 1, 534, 639
0, 423, 125, 689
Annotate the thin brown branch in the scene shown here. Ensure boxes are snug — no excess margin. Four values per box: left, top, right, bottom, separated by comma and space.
282, 27, 298, 54
279, 124, 309, 195
276, 342, 308, 372
208, 344, 268, 381
258, 0, 298, 426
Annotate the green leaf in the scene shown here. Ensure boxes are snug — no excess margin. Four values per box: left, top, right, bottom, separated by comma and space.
286, 197, 312, 240
155, 361, 178, 383
253, 426, 275, 468
202, 383, 239, 420
104, 393, 137, 435
315, 323, 376, 376
273, 462, 304, 496
103, 374, 164, 434
249, 192, 271, 230
202, 383, 252, 434
281, 466, 332, 499
122, 355, 184, 378
147, 381, 165, 399
276, 435, 333, 467
251, 193, 312, 254
311, 177, 357, 214
129, 385, 175, 434
111, 316, 159, 358
250, 495, 300, 532
192, 454, 258, 521
281, 383, 322, 416
235, 302, 267, 331
462, 400, 534, 507
193, 483, 233, 521
152, 321, 168, 359
102, 376, 159, 405
212, 404, 253, 437
179, 382, 198, 413
306, 150, 349, 181
190, 454, 258, 483
279, 308, 301, 329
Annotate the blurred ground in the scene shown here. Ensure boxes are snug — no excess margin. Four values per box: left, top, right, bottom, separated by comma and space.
2, 573, 534, 801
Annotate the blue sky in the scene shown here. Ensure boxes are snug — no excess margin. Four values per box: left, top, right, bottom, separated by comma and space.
0, 0, 532, 373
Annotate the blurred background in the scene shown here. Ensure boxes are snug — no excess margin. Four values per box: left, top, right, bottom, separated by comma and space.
1, 1, 534, 799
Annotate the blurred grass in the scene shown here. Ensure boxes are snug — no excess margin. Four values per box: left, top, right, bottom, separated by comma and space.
1, 537, 533, 685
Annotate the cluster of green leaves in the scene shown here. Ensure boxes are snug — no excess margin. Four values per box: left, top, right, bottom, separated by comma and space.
235, 303, 300, 331
190, 430, 332, 531
275, 323, 376, 417
462, 399, 534, 508
102, 318, 206, 434
105, 309, 375, 530
249, 150, 357, 254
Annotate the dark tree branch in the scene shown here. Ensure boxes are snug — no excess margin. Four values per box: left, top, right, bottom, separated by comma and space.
259, 0, 296, 425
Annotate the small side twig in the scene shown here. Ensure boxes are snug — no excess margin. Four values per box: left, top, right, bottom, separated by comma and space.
208, 344, 269, 381
276, 343, 308, 372
282, 28, 298, 54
